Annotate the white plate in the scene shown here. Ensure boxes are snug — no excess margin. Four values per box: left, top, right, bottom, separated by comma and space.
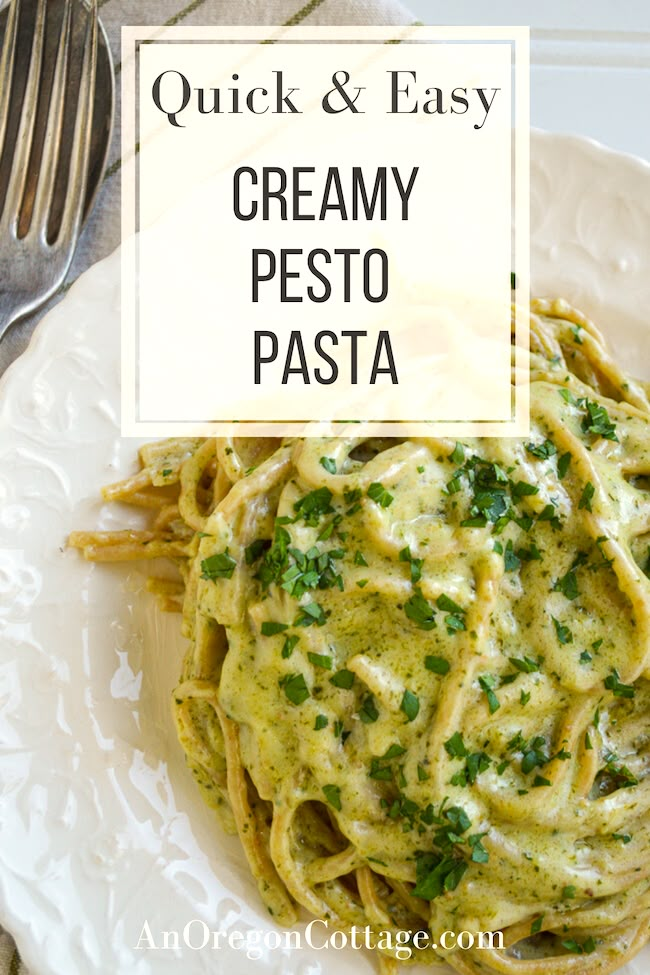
1, 131, 650, 975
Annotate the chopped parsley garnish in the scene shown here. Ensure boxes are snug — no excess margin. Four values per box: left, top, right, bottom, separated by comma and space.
562, 937, 596, 955
322, 784, 342, 810
330, 668, 355, 689
559, 388, 578, 406
478, 674, 500, 714
510, 479, 539, 502
612, 833, 632, 844
436, 593, 466, 634
280, 673, 310, 706
367, 482, 394, 507
368, 760, 393, 781
466, 752, 492, 784
468, 833, 489, 863
506, 731, 526, 752
503, 539, 521, 572
319, 456, 337, 474
422, 592, 466, 636
425, 655, 450, 675
508, 734, 550, 777
531, 916, 544, 935
581, 399, 618, 441
359, 695, 379, 723
281, 634, 299, 659
317, 516, 342, 541
562, 885, 576, 900
556, 748, 573, 762
293, 487, 334, 525
446, 455, 509, 528
354, 550, 368, 566
399, 545, 423, 584
411, 852, 467, 900
579, 650, 592, 665
557, 452, 571, 479
517, 542, 542, 561
520, 689, 531, 705
532, 775, 551, 788
404, 590, 437, 630
410, 803, 479, 901
604, 668, 635, 699
593, 536, 613, 569
255, 525, 291, 588
314, 714, 328, 730
451, 751, 492, 787
600, 752, 638, 789
245, 538, 271, 565
526, 440, 557, 459
444, 731, 467, 758
461, 490, 508, 527
261, 621, 288, 636
200, 550, 236, 581
294, 602, 328, 627
552, 616, 573, 645
552, 560, 582, 600
521, 747, 546, 774
368, 744, 408, 788
382, 743, 407, 760
401, 690, 420, 722
280, 545, 344, 598
509, 655, 541, 673
343, 487, 362, 515
536, 503, 562, 530
308, 652, 332, 670
578, 482, 595, 512
449, 442, 465, 465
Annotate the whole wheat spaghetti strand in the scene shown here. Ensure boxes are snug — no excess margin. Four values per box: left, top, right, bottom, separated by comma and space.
214, 702, 297, 925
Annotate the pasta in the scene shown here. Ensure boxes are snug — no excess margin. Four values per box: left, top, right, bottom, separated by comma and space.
69, 298, 650, 975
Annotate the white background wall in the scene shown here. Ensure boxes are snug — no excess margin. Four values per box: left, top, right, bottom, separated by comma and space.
405, 1, 650, 161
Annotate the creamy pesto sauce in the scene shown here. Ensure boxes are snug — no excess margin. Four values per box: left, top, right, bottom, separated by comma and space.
192, 313, 650, 938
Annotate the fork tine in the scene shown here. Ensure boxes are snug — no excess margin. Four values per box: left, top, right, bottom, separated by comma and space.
31, 0, 73, 235
56, 0, 97, 248
0, 0, 20, 161
3, 0, 47, 226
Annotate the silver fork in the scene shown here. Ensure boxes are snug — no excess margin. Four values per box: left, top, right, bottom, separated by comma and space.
0, 0, 98, 341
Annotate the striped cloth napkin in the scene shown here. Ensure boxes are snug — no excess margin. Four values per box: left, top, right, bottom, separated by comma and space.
0, 7, 416, 975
